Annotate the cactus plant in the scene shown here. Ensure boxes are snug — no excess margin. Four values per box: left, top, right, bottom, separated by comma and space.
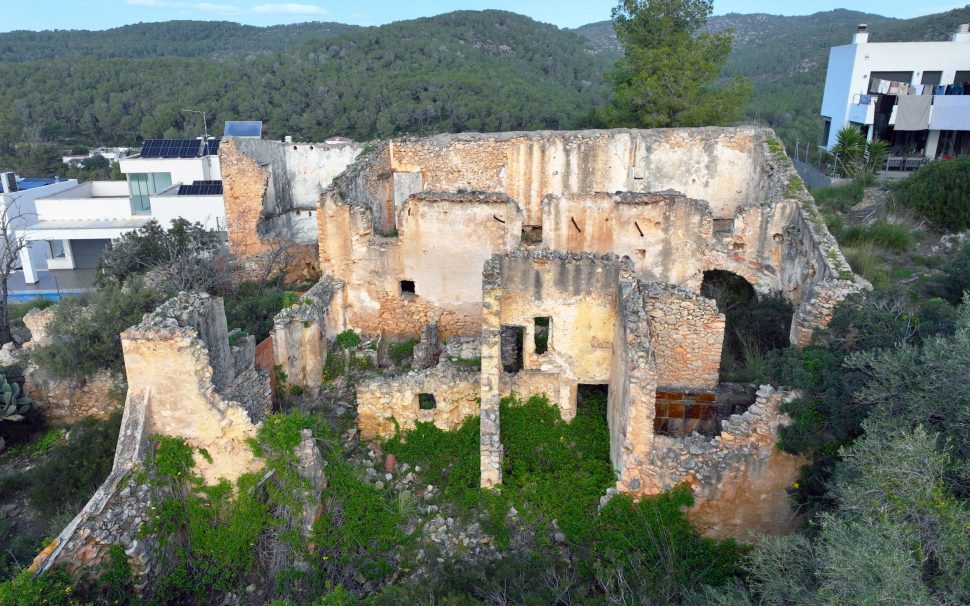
0, 374, 31, 422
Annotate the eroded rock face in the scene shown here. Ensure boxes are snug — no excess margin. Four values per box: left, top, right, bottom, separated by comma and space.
412, 323, 441, 370
24, 366, 125, 425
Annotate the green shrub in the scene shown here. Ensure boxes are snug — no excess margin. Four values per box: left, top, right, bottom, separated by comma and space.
31, 279, 162, 380
893, 158, 970, 230
840, 220, 912, 252
0, 568, 82, 606
843, 241, 889, 288
28, 412, 122, 518
223, 279, 296, 342
333, 329, 361, 350
387, 339, 418, 366
813, 182, 865, 212
935, 240, 970, 304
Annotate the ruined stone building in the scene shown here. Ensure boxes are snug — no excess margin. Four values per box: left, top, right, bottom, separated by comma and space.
218, 126, 866, 536
31, 127, 866, 578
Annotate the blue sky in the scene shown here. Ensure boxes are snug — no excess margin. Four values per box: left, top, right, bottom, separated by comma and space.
1, 1, 966, 32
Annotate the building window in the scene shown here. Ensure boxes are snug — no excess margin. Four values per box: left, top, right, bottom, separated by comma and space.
821, 116, 832, 148
400, 280, 416, 295
127, 172, 172, 214
418, 393, 436, 410
922, 71, 943, 86
501, 325, 524, 373
48, 240, 66, 259
534, 317, 550, 354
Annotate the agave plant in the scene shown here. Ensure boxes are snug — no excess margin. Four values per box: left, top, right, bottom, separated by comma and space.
0, 374, 31, 422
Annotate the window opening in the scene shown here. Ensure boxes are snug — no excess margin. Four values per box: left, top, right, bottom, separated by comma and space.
418, 393, 436, 410
522, 225, 543, 244
500, 325, 524, 373
400, 280, 416, 295
534, 317, 550, 354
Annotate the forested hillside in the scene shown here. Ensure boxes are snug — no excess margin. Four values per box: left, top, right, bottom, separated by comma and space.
0, 20, 357, 61
3, 5, 970, 177
0, 10, 608, 175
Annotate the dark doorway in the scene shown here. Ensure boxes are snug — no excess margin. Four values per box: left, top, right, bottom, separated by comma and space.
577, 384, 609, 420
501, 325, 524, 373
700, 270, 793, 383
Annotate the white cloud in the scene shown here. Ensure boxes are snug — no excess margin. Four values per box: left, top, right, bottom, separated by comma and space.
124, 0, 239, 13
251, 3, 329, 15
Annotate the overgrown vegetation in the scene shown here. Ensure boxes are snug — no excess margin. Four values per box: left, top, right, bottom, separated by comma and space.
222, 278, 301, 343
30, 279, 162, 380
893, 157, 970, 230
386, 391, 744, 603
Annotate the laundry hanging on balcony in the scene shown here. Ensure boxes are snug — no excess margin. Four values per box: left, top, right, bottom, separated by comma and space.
929, 95, 970, 131
895, 95, 932, 131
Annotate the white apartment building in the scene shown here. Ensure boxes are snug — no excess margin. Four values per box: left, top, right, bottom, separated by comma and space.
17, 139, 226, 284
820, 23, 970, 159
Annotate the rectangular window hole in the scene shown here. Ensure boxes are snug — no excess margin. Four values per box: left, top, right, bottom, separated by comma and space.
534, 316, 550, 354
635, 249, 646, 260
713, 218, 734, 234
522, 225, 543, 244
418, 393, 436, 410
400, 280, 416, 295
501, 325, 524, 373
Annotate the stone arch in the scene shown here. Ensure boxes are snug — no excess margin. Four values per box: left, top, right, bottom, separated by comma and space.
700, 270, 794, 378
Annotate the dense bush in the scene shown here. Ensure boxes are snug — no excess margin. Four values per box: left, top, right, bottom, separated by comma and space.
812, 182, 864, 213
30, 279, 162, 379
839, 220, 913, 252
97, 218, 229, 292
386, 393, 743, 603
935, 240, 970, 305
222, 279, 300, 343
893, 158, 970, 230
28, 412, 122, 518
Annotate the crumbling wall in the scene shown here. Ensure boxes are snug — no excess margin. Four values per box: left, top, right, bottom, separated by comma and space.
32, 291, 272, 587
607, 262, 659, 493
634, 385, 808, 539
319, 189, 522, 338
220, 138, 362, 267
356, 362, 479, 440
542, 191, 713, 286
21, 305, 124, 424
641, 283, 724, 390
271, 277, 346, 395
389, 128, 765, 223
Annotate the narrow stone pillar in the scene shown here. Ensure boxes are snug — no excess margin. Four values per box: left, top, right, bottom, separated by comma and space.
479, 257, 503, 488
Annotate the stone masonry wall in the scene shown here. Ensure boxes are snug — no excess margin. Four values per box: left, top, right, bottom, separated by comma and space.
632, 385, 807, 539
641, 283, 724, 390
608, 262, 659, 492
357, 361, 480, 440
221, 138, 362, 258
271, 277, 344, 395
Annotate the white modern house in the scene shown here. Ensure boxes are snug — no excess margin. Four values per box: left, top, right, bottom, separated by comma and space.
17, 139, 226, 285
819, 23, 970, 160
1, 175, 79, 282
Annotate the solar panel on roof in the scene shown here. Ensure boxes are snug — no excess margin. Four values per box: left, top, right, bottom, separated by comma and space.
177, 181, 223, 196
224, 121, 262, 138
139, 139, 219, 158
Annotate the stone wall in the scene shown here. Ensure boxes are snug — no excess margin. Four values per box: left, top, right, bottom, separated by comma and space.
21, 305, 125, 424
220, 137, 361, 260
608, 262, 659, 493
318, 188, 523, 338
357, 361, 479, 440
24, 367, 124, 425
271, 277, 346, 395
632, 385, 807, 539
641, 283, 724, 390
542, 191, 713, 286
122, 292, 269, 484
388, 128, 769, 223
32, 291, 273, 587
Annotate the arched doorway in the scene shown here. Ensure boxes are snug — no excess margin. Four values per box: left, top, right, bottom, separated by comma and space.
700, 270, 793, 383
